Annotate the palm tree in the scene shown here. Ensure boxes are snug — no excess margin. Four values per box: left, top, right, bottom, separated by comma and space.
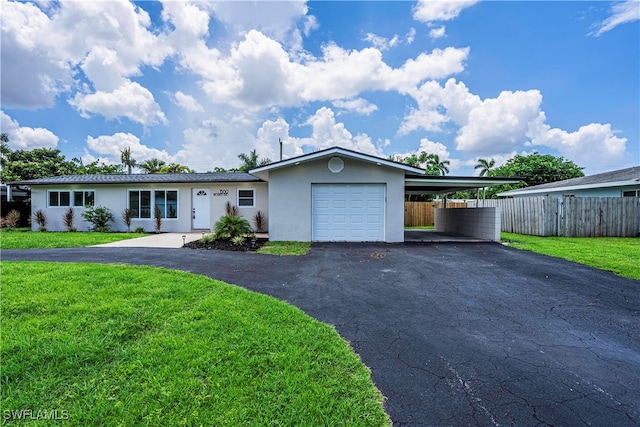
138, 158, 166, 174
120, 147, 137, 175
475, 158, 495, 203
237, 149, 271, 172
160, 163, 192, 173
425, 154, 450, 176
475, 158, 495, 177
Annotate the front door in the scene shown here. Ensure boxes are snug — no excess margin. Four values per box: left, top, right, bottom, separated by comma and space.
192, 189, 211, 229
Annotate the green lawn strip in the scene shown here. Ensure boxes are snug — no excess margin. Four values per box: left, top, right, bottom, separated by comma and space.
501, 233, 640, 280
257, 241, 311, 256
1, 262, 389, 426
0, 230, 142, 249
404, 226, 435, 230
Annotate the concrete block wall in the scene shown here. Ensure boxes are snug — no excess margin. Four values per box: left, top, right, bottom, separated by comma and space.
434, 207, 501, 241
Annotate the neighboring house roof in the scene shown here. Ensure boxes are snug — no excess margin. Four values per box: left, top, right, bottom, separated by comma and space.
249, 146, 427, 179
497, 166, 640, 197
9, 172, 262, 186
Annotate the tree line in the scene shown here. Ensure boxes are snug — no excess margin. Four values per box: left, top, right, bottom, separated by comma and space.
1, 132, 583, 198
0, 133, 272, 182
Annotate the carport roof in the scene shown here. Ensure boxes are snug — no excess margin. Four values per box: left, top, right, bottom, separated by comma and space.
405, 176, 522, 195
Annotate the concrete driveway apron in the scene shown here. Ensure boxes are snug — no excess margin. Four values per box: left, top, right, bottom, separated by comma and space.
3, 242, 639, 426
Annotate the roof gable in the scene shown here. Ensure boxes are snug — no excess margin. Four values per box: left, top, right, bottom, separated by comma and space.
249, 146, 425, 180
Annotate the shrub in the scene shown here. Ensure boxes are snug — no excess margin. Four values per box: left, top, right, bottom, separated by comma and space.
224, 201, 239, 216
214, 214, 253, 240
154, 206, 163, 234
62, 207, 76, 232
231, 235, 246, 246
34, 210, 47, 231
201, 234, 216, 243
253, 210, 266, 232
81, 206, 114, 232
134, 227, 145, 234
121, 208, 133, 232
3, 210, 21, 229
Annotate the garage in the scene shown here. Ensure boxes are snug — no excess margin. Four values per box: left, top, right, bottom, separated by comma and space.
312, 184, 385, 241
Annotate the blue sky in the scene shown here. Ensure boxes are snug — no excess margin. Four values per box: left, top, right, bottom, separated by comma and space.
1, 0, 638, 175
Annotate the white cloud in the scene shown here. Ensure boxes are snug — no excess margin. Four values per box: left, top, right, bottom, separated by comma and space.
171, 91, 204, 112
592, 0, 640, 37
85, 132, 172, 166
332, 98, 378, 115
413, 0, 479, 23
0, 1, 73, 108
0, 111, 59, 150
69, 81, 167, 126
195, 29, 469, 109
1, 0, 171, 113
528, 118, 628, 169
406, 27, 417, 44
455, 90, 543, 154
363, 32, 399, 51
429, 26, 446, 39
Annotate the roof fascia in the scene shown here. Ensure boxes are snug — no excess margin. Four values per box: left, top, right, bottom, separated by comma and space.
249, 147, 425, 177
498, 179, 640, 196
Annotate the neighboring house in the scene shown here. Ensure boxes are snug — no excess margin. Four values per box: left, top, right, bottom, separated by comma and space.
497, 166, 640, 198
12, 147, 519, 242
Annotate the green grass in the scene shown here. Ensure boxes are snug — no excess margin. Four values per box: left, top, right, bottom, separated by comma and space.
404, 226, 435, 230
1, 262, 389, 426
501, 233, 640, 280
0, 229, 142, 249
257, 241, 311, 256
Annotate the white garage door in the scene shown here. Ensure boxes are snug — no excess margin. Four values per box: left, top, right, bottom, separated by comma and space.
312, 184, 385, 241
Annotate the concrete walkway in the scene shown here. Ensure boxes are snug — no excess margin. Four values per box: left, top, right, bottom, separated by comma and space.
92, 232, 204, 248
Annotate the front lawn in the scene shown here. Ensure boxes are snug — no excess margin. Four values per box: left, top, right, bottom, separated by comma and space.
257, 241, 311, 256
0, 229, 142, 249
501, 233, 640, 280
1, 262, 389, 426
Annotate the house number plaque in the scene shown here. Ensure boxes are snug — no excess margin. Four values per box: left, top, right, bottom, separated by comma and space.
212, 189, 229, 197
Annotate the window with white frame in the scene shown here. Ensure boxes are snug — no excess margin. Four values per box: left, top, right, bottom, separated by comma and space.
128, 190, 178, 219
237, 189, 254, 207
48, 190, 95, 207
622, 190, 639, 197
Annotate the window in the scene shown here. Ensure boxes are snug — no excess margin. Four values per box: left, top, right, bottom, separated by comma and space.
238, 189, 254, 207
622, 190, 639, 197
73, 191, 95, 207
48, 190, 94, 207
128, 190, 178, 219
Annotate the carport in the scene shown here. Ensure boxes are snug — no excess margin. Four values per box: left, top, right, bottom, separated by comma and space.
405, 175, 521, 241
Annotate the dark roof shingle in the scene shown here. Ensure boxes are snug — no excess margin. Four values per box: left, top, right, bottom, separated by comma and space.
10, 173, 262, 185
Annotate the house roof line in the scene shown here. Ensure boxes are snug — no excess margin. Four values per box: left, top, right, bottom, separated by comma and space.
9, 172, 263, 186
497, 166, 640, 197
249, 146, 426, 177
498, 179, 640, 197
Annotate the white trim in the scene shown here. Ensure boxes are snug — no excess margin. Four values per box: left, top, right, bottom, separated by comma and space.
497, 179, 640, 197
250, 147, 425, 178
237, 188, 255, 208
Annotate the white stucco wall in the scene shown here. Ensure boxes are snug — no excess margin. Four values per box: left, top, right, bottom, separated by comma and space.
266, 156, 406, 242
29, 182, 268, 233
434, 207, 501, 241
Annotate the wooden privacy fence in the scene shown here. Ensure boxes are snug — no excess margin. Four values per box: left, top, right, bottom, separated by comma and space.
404, 202, 467, 227
479, 197, 640, 237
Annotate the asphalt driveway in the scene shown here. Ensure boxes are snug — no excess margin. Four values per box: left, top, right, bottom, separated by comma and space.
3, 243, 639, 426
